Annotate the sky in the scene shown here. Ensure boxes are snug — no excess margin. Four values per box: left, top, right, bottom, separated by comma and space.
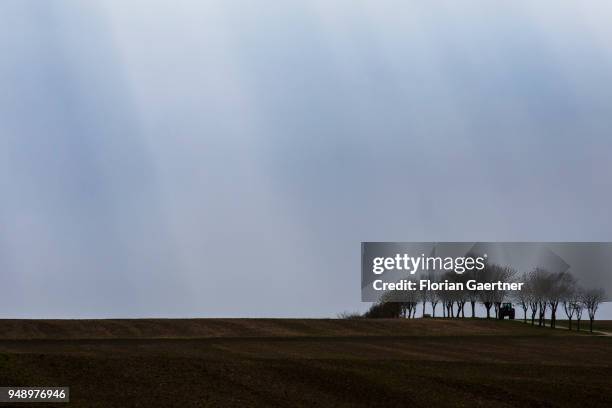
1, 1, 611, 318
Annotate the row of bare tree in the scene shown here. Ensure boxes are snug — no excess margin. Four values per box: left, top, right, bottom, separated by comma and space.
366, 263, 606, 333
514, 268, 605, 332
391, 265, 518, 320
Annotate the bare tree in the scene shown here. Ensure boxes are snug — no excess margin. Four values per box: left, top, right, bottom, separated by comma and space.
478, 264, 496, 319
582, 288, 605, 333
528, 268, 553, 327
480, 290, 495, 319
538, 299, 547, 327
429, 287, 440, 318
466, 277, 479, 318
436, 273, 455, 319
448, 272, 468, 318
440, 289, 447, 318
496, 265, 516, 318
514, 272, 531, 323
464, 254, 481, 318
479, 263, 516, 319
548, 272, 576, 329
403, 301, 417, 319
574, 293, 584, 331
420, 270, 436, 317
528, 286, 539, 326
397, 287, 420, 319
563, 285, 582, 330
420, 291, 428, 318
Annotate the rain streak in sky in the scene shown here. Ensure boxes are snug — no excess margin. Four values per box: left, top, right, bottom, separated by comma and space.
1, 1, 612, 317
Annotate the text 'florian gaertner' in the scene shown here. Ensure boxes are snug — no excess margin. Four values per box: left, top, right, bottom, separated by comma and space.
373, 279, 525, 292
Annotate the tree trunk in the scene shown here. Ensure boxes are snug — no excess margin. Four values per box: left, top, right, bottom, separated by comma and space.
550, 303, 558, 329
471, 301, 476, 318
590, 318, 593, 333
485, 303, 491, 319
551, 309, 555, 328
538, 303, 546, 327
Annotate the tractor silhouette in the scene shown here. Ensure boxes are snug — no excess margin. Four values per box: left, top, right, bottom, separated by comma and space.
498, 303, 515, 320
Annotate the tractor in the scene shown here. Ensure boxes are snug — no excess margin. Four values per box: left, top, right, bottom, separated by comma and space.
498, 303, 515, 320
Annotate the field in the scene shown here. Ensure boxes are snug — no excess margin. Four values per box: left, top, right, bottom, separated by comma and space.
590, 320, 612, 332
550, 319, 612, 333
0, 319, 610, 407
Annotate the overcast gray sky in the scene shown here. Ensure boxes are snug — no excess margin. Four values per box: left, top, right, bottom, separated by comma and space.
1, 1, 611, 318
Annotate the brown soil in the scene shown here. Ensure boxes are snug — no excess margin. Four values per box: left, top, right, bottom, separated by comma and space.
0, 319, 609, 407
